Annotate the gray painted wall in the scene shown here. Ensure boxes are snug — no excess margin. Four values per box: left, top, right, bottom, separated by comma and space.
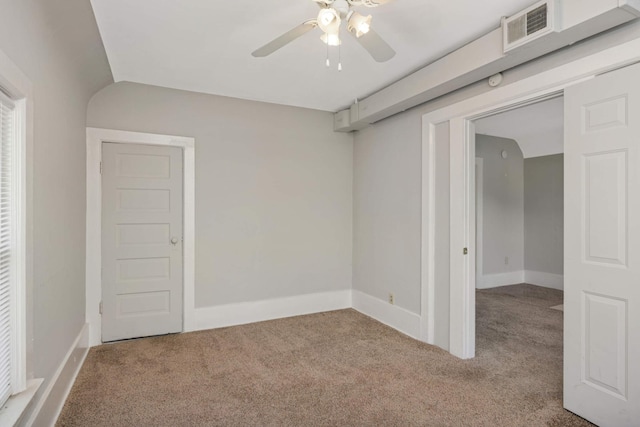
524, 155, 564, 276
87, 82, 354, 308
353, 110, 422, 314
0, 0, 112, 410
351, 47, 550, 319
476, 135, 524, 276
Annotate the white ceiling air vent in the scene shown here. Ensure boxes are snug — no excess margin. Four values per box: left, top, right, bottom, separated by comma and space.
503, 0, 560, 53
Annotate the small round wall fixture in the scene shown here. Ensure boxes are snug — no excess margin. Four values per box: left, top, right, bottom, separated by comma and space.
501, 150, 508, 159
488, 73, 503, 87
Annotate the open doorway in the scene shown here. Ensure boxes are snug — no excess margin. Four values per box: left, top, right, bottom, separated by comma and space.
471, 97, 565, 376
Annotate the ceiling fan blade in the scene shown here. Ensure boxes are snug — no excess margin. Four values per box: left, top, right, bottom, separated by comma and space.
252, 20, 318, 57
353, 28, 395, 62
347, 0, 395, 7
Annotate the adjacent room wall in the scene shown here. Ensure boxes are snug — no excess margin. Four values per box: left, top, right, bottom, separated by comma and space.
87, 82, 354, 308
475, 135, 524, 288
524, 154, 564, 287
474, 137, 563, 290
0, 0, 112, 418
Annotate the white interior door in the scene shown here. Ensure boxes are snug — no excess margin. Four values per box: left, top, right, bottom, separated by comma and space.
564, 62, 640, 425
102, 142, 183, 342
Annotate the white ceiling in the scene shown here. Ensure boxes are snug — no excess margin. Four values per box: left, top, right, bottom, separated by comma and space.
475, 97, 564, 158
90, 0, 537, 112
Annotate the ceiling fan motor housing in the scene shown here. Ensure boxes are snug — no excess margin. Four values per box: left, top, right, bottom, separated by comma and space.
332, 0, 351, 17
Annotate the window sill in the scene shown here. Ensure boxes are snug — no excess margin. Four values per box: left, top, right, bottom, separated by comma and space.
0, 379, 43, 426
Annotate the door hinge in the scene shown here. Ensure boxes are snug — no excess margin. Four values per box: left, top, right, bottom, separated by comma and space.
99, 301, 103, 315
99, 161, 102, 174
463, 247, 468, 255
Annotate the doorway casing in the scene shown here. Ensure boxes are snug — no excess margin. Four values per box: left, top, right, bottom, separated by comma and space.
420, 36, 640, 359
474, 157, 483, 287
86, 128, 195, 347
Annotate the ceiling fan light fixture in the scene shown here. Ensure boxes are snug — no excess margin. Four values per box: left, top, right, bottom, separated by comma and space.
251, 0, 395, 64
320, 32, 342, 46
317, 8, 341, 34
348, 11, 372, 37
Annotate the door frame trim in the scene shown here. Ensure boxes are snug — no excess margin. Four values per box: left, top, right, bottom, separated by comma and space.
420, 36, 640, 359
475, 157, 483, 287
85, 127, 195, 347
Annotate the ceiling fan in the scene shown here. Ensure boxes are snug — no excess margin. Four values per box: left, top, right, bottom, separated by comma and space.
252, 0, 396, 65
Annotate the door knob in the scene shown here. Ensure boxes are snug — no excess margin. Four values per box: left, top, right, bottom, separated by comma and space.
171, 237, 180, 245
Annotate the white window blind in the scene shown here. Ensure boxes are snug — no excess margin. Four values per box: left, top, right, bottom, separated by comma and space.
0, 90, 15, 407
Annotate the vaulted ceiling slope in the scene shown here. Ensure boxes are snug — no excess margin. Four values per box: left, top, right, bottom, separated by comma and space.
90, 0, 537, 112
475, 97, 564, 159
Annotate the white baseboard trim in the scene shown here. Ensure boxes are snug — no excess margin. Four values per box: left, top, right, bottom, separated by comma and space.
26, 323, 90, 427
524, 270, 564, 290
351, 290, 421, 340
476, 271, 525, 289
193, 290, 352, 331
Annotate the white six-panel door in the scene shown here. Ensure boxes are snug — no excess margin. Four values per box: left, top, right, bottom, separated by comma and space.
564, 62, 640, 426
101, 142, 183, 342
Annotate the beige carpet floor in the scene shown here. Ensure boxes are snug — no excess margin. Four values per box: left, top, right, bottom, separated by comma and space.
57, 284, 592, 426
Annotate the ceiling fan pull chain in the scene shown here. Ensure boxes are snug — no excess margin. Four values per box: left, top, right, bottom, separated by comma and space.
338, 27, 343, 71
326, 39, 330, 67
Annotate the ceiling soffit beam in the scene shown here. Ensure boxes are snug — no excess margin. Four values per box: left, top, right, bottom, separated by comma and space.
334, 0, 640, 132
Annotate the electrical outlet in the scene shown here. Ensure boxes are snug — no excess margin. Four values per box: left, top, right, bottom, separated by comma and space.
388, 293, 394, 305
